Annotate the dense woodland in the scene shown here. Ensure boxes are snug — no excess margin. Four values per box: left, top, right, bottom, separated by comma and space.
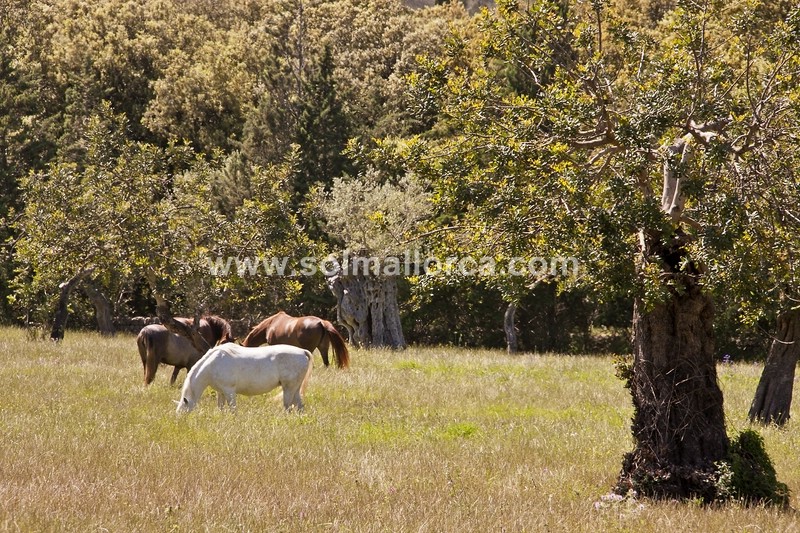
0, 0, 796, 356
1, 0, 622, 352
3, 0, 800, 502
0, 0, 795, 359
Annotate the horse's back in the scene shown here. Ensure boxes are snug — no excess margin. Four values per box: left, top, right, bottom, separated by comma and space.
138, 324, 200, 365
271, 315, 325, 351
201, 343, 310, 395
216, 343, 311, 368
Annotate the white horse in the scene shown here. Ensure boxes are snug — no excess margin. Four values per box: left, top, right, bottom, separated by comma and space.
175, 343, 313, 414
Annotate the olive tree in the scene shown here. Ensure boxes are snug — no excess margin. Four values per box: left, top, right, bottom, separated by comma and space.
404, 0, 796, 502
314, 158, 431, 348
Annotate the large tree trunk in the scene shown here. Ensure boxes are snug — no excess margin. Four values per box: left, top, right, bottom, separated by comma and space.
49, 269, 93, 341
83, 281, 115, 336
748, 310, 800, 426
504, 302, 518, 354
616, 233, 728, 502
326, 267, 405, 348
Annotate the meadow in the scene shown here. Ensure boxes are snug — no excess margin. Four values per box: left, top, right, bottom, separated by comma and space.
0, 327, 798, 532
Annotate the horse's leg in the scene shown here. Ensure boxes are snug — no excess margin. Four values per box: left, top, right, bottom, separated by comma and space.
318, 335, 330, 367
282, 383, 303, 412
226, 392, 237, 411
282, 385, 293, 411
293, 389, 304, 412
216, 389, 225, 409
169, 366, 181, 386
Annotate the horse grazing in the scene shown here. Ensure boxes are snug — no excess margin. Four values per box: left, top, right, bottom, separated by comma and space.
137, 315, 235, 386
242, 311, 349, 368
175, 343, 313, 413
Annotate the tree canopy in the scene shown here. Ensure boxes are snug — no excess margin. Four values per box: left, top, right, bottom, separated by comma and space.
3, 0, 800, 364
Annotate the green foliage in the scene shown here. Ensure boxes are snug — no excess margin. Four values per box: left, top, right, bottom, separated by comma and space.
295, 44, 351, 204
5, 0, 799, 356
314, 166, 432, 258
11, 102, 310, 323
405, 273, 599, 351
395, 0, 800, 355
613, 354, 634, 388
716, 430, 790, 507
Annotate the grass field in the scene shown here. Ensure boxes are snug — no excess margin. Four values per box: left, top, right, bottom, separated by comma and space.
1, 327, 798, 532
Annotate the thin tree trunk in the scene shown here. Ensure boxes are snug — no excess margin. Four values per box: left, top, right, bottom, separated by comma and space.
748, 310, 800, 426
616, 233, 728, 501
145, 270, 210, 354
504, 302, 518, 354
50, 269, 93, 341
83, 281, 115, 336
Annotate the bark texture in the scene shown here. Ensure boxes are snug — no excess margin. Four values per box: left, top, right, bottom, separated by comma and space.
83, 281, 115, 336
616, 234, 728, 501
326, 268, 405, 348
49, 269, 93, 341
748, 310, 800, 426
504, 302, 518, 354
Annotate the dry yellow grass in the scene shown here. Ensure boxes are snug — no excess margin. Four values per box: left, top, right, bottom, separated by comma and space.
0, 327, 798, 532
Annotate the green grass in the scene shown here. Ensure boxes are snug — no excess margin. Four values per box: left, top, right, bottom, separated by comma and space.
0, 327, 798, 531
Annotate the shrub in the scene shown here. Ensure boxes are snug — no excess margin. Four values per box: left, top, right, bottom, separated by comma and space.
716, 430, 790, 507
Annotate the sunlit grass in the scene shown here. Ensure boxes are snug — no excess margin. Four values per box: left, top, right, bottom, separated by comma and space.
0, 327, 798, 531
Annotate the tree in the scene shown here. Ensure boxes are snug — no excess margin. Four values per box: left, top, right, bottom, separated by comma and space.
295, 44, 351, 204
13, 101, 313, 343
12, 104, 201, 338
693, 4, 800, 427
314, 161, 431, 348
142, 22, 257, 153
403, 0, 796, 502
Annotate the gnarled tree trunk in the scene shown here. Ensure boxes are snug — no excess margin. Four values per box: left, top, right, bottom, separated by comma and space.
616, 232, 729, 501
748, 310, 800, 426
326, 266, 405, 348
83, 281, 115, 336
50, 269, 93, 341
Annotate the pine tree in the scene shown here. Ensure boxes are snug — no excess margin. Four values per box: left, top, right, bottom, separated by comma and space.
295, 44, 351, 204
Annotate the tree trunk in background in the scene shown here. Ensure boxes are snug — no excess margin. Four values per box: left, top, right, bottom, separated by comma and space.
326, 268, 405, 348
49, 269, 92, 341
83, 281, 115, 336
504, 302, 518, 354
616, 233, 728, 501
145, 270, 210, 354
749, 310, 800, 426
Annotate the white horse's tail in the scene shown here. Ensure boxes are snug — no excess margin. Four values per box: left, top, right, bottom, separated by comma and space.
300, 349, 313, 397
271, 350, 313, 406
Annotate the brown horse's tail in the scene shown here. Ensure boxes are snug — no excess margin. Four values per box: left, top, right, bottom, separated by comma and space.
322, 321, 350, 369
138, 330, 159, 385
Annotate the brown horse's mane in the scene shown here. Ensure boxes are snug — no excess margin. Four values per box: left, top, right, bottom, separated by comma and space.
201, 315, 235, 345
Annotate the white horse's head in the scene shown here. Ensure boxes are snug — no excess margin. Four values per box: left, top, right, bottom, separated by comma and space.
175, 395, 197, 414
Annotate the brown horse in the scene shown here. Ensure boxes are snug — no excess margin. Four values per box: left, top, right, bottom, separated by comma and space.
137, 315, 235, 386
242, 311, 349, 368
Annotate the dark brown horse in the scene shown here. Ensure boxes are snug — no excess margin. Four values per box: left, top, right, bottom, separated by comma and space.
242, 312, 349, 368
137, 315, 235, 386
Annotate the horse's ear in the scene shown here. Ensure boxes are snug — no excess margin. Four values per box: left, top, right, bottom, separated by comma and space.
173, 400, 181, 406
